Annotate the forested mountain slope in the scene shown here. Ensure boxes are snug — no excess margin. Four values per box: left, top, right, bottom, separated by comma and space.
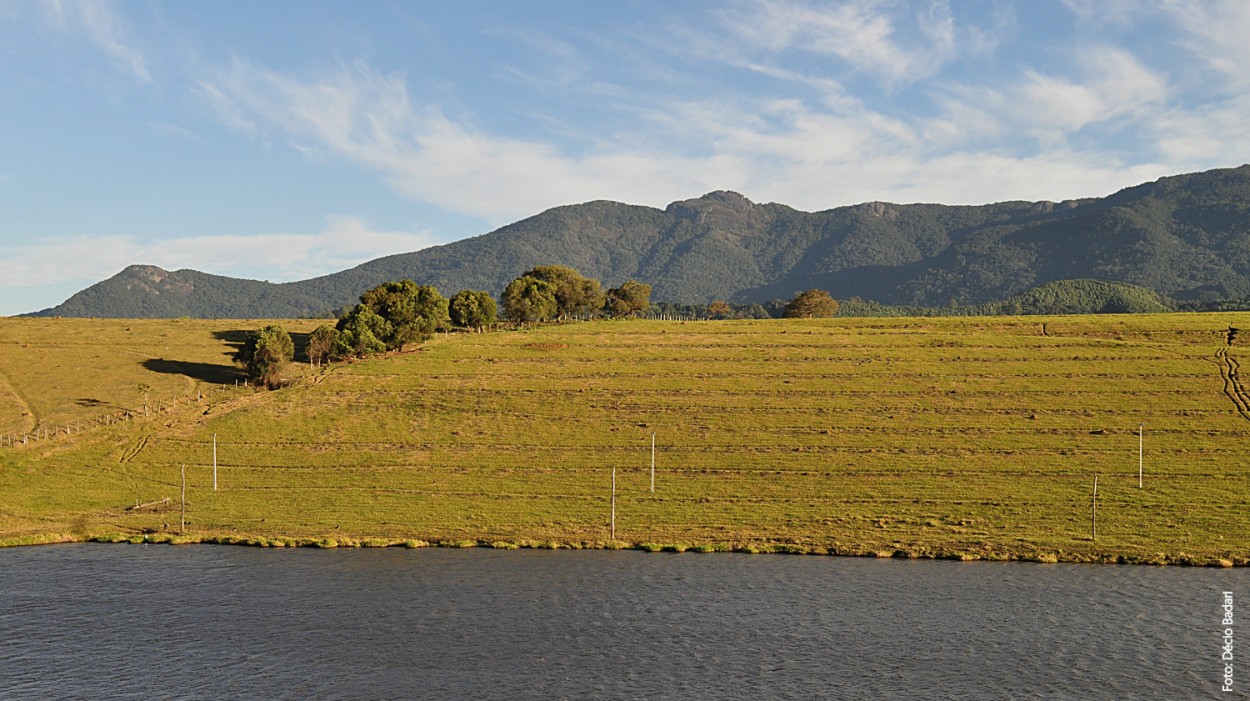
33, 165, 1250, 318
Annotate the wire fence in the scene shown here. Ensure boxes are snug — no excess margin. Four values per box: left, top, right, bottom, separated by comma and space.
0, 379, 257, 449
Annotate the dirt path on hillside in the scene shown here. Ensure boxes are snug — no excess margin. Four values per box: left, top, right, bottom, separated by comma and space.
0, 366, 37, 434
1215, 347, 1250, 422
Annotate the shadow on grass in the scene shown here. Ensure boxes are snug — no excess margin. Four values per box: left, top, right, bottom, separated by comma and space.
142, 358, 243, 385
213, 329, 314, 363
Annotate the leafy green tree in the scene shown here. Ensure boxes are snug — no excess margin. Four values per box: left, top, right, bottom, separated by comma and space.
522, 265, 604, 318
308, 324, 350, 365
356, 279, 449, 348
501, 275, 559, 323
336, 305, 390, 356
605, 280, 652, 317
449, 290, 497, 331
783, 289, 840, 318
235, 324, 295, 388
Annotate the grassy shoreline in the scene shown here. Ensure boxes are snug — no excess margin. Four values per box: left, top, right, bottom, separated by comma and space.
2, 532, 1241, 567
2, 314, 1249, 566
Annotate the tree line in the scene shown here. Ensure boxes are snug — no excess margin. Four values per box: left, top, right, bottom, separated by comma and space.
235, 267, 844, 387
234, 265, 661, 386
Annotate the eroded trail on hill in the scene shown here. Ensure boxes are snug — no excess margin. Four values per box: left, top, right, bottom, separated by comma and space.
0, 365, 37, 435
1215, 347, 1250, 422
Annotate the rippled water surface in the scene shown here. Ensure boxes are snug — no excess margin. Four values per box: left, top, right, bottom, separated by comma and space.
0, 544, 1243, 699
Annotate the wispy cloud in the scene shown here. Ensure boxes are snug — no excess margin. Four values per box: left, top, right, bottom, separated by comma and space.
715, 0, 987, 85
198, 60, 734, 222
42, 0, 150, 82
933, 47, 1168, 149
0, 216, 436, 289
145, 121, 201, 142
195, 53, 1185, 221
1159, 0, 1250, 90
191, 0, 1250, 224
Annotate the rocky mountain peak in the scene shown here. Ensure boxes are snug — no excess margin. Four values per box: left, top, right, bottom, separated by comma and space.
123, 265, 171, 284
665, 190, 757, 226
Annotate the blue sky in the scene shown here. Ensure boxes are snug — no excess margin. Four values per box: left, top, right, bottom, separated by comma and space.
3, 1, 1250, 315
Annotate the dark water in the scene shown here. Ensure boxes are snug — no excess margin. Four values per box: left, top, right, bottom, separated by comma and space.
0, 544, 1244, 700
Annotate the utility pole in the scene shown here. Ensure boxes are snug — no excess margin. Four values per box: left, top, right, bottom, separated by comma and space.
181, 464, 187, 534
650, 433, 656, 493
1091, 474, 1098, 541
213, 433, 218, 492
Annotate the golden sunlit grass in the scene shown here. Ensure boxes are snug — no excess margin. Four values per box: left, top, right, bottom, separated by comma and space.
1, 313, 1247, 564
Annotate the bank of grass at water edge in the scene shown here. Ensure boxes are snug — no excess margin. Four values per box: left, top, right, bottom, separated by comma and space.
0, 532, 1239, 568
1, 314, 1248, 566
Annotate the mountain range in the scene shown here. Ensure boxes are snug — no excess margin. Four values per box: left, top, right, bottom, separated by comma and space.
32, 164, 1250, 318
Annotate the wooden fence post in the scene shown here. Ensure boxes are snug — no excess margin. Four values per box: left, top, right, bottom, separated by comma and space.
1091, 474, 1098, 541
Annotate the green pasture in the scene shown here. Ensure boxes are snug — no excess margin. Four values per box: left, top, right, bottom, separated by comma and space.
0, 317, 324, 436
1, 313, 1247, 564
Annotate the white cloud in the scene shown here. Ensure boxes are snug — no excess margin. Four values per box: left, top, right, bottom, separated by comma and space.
42, 0, 150, 82
190, 2, 1250, 229
1020, 49, 1168, 132
1151, 94, 1250, 165
199, 60, 735, 223
195, 51, 1199, 223
1160, 0, 1250, 90
932, 48, 1168, 149
0, 217, 436, 289
1056, 0, 1143, 25
715, 0, 981, 85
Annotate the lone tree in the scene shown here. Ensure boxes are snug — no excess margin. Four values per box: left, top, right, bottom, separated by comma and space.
521, 265, 605, 318
783, 289, 840, 318
336, 279, 449, 354
707, 300, 733, 319
501, 275, 559, 323
236, 324, 294, 388
604, 280, 652, 317
449, 289, 497, 332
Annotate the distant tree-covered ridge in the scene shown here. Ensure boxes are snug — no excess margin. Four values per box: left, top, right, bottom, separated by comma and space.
650, 280, 1171, 320
31, 164, 1250, 318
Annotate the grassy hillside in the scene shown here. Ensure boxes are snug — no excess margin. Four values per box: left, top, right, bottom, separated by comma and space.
0, 317, 324, 436
2, 314, 1248, 565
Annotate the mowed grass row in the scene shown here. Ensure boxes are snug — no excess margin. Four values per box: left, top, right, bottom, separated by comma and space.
1, 313, 1248, 563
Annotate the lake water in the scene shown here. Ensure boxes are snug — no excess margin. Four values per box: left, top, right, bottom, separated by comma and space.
0, 544, 1243, 699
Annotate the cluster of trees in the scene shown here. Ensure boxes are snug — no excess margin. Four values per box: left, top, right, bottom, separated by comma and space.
651, 290, 841, 321
322, 280, 453, 359
500, 265, 651, 322
235, 281, 495, 385
230, 272, 1196, 390
235, 266, 653, 386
